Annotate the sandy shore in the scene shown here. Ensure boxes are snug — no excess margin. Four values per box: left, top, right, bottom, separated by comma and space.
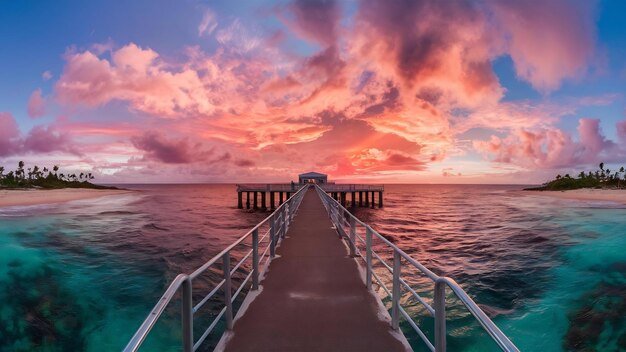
0, 188, 133, 208
524, 188, 626, 204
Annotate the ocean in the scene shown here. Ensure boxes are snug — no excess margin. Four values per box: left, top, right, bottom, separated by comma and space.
0, 184, 624, 351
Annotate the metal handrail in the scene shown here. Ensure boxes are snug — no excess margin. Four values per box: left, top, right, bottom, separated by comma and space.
313, 184, 519, 352
124, 185, 309, 352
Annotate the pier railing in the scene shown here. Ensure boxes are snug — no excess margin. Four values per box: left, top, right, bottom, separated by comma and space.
320, 184, 384, 192
313, 184, 519, 352
124, 185, 308, 352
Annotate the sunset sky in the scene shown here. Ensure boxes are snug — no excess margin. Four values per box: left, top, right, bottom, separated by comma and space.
1, 0, 626, 183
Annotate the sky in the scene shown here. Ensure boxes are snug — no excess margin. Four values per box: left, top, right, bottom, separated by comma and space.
1, 0, 626, 184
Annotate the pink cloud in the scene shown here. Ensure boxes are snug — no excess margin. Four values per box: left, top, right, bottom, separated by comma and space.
473, 118, 620, 169
616, 120, 626, 144
27, 89, 46, 118
0, 112, 21, 156
490, 0, 597, 92
198, 8, 218, 36
0, 112, 77, 157
22, 125, 77, 154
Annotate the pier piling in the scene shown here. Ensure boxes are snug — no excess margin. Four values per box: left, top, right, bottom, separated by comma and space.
261, 192, 266, 210
378, 191, 383, 207
237, 192, 243, 209
246, 192, 250, 209
270, 192, 275, 210
253, 191, 258, 210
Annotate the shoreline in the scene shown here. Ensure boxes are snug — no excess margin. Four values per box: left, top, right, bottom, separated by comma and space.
523, 188, 626, 205
0, 188, 134, 208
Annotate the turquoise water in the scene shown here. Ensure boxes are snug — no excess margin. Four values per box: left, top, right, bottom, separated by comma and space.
0, 185, 624, 351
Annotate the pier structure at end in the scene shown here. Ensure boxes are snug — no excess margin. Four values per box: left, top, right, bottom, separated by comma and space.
237, 183, 384, 210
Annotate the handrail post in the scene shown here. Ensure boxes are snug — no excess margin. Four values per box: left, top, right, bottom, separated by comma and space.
282, 206, 288, 238
252, 228, 259, 290
337, 206, 343, 238
270, 214, 276, 258
349, 217, 356, 257
223, 252, 233, 330
435, 279, 447, 352
392, 250, 401, 330
366, 226, 373, 290
182, 276, 193, 352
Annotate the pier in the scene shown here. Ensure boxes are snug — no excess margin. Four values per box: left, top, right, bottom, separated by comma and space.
223, 188, 405, 351
237, 171, 384, 210
125, 184, 519, 352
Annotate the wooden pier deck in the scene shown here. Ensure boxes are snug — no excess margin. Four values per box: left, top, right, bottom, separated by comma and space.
222, 188, 406, 351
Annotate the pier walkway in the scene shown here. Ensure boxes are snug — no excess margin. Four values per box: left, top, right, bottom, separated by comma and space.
222, 189, 406, 351
125, 183, 519, 352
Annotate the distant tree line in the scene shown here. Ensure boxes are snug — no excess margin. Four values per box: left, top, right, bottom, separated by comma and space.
528, 162, 626, 191
0, 161, 111, 190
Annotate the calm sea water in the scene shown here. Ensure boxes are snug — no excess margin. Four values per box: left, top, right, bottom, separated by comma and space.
0, 184, 624, 351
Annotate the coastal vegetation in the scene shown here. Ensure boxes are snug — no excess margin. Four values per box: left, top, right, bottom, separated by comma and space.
527, 163, 626, 191
0, 161, 115, 190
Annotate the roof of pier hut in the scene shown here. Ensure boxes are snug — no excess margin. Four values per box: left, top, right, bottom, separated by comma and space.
299, 172, 327, 178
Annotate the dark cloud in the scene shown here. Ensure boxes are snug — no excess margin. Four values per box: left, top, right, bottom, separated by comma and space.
282, 0, 340, 46
131, 131, 200, 164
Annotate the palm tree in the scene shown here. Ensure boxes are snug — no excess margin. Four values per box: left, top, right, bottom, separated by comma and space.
53, 165, 59, 177
32, 166, 40, 180
0, 166, 4, 180
79, 172, 84, 181
59, 173, 65, 181
556, 174, 562, 180
578, 171, 585, 179
17, 161, 24, 180
88, 173, 94, 180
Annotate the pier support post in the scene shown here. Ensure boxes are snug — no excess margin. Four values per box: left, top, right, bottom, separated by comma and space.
182, 277, 193, 352
253, 191, 258, 209
246, 192, 250, 209
340, 192, 346, 207
359, 191, 363, 207
351, 191, 356, 207
371, 192, 375, 208
261, 192, 266, 210
252, 229, 259, 290
379, 191, 383, 208
270, 192, 275, 209
366, 226, 373, 290
286, 192, 291, 200
223, 252, 233, 329
237, 192, 243, 209
392, 250, 401, 330
365, 191, 369, 206
279, 192, 284, 204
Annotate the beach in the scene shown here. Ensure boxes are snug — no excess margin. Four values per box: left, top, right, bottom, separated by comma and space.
0, 188, 132, 207
525, 188, 626, 204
